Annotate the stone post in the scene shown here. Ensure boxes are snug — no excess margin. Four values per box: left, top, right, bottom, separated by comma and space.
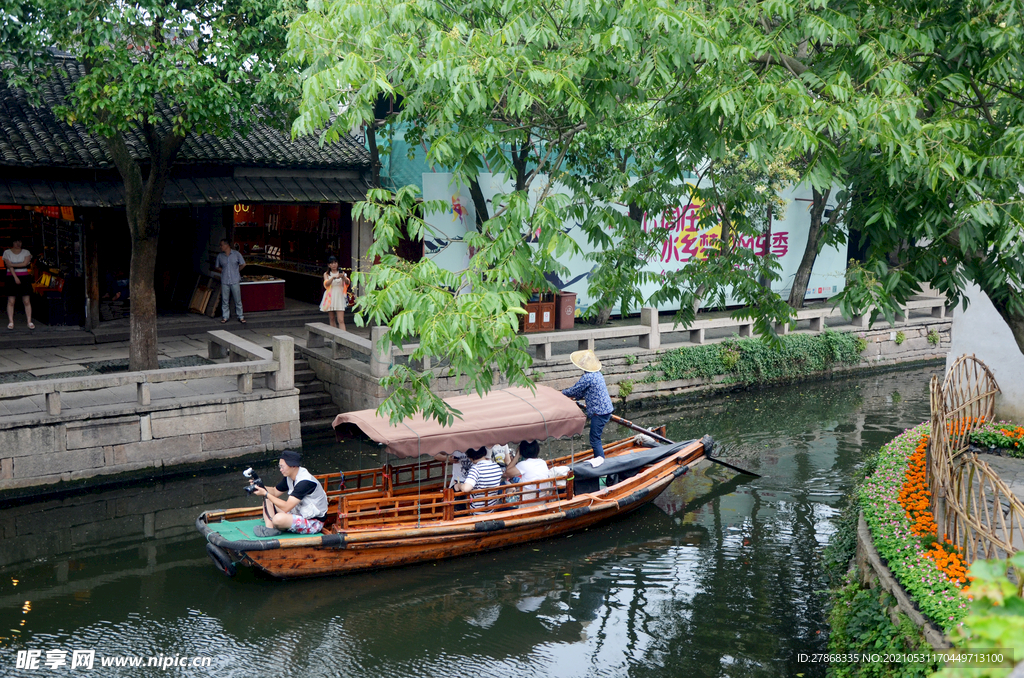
46, 391, 61, 416
370, 326, 391, 378
267, 336, 294, 392
306, 323, 326, 348
639, 307, 660, 350
208, 339, 228, 359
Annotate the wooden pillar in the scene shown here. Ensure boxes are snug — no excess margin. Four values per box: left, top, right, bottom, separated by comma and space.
85, 219, 100, 330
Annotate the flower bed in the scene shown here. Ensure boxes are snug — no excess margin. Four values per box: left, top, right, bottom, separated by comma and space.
859, 424, 970, 629
971, 421, 1024, 457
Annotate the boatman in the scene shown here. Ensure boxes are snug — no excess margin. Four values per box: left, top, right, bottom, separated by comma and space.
252, 450, 328, 537
561, 349, 614, 458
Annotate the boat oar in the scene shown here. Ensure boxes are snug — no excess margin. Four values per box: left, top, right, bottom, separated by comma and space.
576, 403, 762, 478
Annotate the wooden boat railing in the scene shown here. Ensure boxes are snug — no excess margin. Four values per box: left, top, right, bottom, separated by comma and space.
338, 475, 577, 529
318, 466, 388, 496
209, 433, 671, 529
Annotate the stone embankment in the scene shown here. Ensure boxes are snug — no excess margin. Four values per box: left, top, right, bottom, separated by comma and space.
533, 320, 950, 405
0, 333, 300, 498
300, 301, 951, 412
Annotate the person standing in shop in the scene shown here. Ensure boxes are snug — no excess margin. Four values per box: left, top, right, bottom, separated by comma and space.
320, 256, 350, 330
213, 239, 246, 324
4, 237, 33, 330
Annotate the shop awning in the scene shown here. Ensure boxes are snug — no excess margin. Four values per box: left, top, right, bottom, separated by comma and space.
0, 175, 369, 207
332, 385, 588, 459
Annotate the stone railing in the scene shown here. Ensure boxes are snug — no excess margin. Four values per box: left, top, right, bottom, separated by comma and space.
304, 298, 949, 371
0, 334, 294, 416
298, 298, 953, 415
0, 331, 301, 495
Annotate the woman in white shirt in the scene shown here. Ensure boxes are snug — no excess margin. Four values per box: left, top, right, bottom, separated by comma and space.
516, 440, 553, 502
3, 238, 33, 330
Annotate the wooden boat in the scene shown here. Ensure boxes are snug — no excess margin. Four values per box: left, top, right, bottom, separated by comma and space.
196, 385, 713, 579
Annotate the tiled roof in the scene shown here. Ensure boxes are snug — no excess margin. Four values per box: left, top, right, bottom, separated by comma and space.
0, 58, 370, 170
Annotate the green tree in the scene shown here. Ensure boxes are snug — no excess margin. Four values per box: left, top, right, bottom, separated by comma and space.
1, 0, 300, 369
289, 0, 981, 424
833, 0, 1024, 354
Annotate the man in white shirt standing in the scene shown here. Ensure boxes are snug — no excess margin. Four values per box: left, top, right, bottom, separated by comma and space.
213, 239, 246, 324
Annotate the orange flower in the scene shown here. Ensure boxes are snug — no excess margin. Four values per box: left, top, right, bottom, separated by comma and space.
898, 434, 972, 587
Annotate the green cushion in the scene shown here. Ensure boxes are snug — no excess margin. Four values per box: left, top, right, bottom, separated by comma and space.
207, 518, 316, 541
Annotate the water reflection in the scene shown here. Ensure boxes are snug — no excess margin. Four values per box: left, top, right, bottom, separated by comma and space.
0, 367, 939, 677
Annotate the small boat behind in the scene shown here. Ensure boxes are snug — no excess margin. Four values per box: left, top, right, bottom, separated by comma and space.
196, 385, 713, 579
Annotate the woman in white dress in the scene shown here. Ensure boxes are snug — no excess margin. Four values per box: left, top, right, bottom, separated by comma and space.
3, 237, 34, 330
319, 256, 350, 330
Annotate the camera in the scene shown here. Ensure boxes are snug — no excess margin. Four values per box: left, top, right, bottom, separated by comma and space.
243, 467, 264, 495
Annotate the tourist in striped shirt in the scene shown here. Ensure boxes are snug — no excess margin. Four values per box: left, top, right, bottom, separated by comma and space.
456, 447, 503, 510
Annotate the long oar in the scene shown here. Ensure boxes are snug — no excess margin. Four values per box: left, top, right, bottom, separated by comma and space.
581, 405, 762, 478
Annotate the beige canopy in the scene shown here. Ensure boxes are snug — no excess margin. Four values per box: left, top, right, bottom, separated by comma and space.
332, 385, 587, 459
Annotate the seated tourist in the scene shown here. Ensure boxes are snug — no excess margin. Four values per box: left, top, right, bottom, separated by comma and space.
490, 443, 521, 483
443, 449, 473, 488
517, 440, 553, 502
251, 450, 328, 537
456, 446, 503, 510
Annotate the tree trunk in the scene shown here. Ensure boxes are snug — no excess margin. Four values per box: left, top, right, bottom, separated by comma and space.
787, 187, 830, 308
85, 219, 100, 331
366, 121, 381, 189
987, 297, 1024, 357
129, 233, 160, 370
104, 128, 185, 371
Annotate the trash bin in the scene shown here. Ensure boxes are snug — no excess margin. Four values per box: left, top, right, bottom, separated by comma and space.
555, 291, 577, 330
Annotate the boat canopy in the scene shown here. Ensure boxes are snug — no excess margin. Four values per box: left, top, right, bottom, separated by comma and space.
332, 385, 587, 459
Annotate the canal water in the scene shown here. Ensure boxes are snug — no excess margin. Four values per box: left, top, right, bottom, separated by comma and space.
0, 365, 940, 677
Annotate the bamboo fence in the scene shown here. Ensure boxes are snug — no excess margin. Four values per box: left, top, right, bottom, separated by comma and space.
927, 355, 1022, 562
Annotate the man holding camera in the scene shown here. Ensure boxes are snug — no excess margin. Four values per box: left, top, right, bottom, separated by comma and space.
251, 450, 328, 537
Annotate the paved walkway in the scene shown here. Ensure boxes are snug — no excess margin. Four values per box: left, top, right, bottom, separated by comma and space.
982, 454, 1024, 504
0, 326, 306, 375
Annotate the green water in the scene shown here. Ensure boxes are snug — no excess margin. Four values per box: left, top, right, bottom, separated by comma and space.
0, 365, 940, 677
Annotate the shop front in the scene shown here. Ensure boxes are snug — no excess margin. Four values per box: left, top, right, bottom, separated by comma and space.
0, 205, 85, 327
0, 56, 373, 330
228, 201, 355, 307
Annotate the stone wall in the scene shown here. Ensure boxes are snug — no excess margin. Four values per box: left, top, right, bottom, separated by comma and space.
303, 318, 950, 412
0, 391, 300, 497
550, 319, 951, 405
945, 283, 1024, 423
302, 349, 387, 414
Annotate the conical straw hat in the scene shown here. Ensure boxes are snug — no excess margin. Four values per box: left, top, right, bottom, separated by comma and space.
570, 349, 602, 372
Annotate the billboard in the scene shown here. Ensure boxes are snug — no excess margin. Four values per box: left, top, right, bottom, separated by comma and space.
422, 172, 847, 314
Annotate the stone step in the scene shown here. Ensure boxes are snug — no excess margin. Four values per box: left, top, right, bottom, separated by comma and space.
300, 417, 337, 438
293, 359, 310, 372
297, 381, 325, 395
293, 369, 317, 383
300, 404, 341, 421
299, 392, 333, 408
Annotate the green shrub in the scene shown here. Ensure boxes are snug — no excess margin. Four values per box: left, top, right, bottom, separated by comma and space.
927, 330, 940, 346
654, 331, 862, 386
825, 577, 937, 678
617, 379, 633, 400
934, 553, 1024, 678
624, 354, 637, 366
895, 330, 906, 345
720, 346, 741, 370
855, 336, 869, 353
